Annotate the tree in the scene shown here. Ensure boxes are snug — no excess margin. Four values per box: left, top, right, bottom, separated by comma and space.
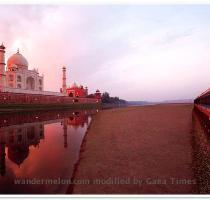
101, 92, 110, 103
101, 92, 127, 105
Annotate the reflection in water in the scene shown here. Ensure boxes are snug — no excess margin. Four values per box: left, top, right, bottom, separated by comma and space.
0, 109, 97, 194
192, 106, 210, 193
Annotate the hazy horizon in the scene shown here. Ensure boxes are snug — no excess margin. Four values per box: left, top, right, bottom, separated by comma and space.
0, 5, 210, 101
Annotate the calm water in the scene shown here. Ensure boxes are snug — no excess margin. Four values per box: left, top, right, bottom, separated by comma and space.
0, 109, 97, 194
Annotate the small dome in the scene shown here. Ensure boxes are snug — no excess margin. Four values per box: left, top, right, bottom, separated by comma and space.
71, 82, 78, 88
0, 43, 5, 50
7, 50, 28, 69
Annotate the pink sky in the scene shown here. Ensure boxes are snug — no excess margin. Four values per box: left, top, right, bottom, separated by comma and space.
1, 5, 210, 101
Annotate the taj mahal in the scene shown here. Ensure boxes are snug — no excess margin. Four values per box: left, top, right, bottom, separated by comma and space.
0, 43, 101, 100
0, 43, 46, 94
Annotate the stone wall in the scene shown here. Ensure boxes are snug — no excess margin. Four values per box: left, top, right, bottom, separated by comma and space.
0, 92, 100, 105
2, 87, 65, 96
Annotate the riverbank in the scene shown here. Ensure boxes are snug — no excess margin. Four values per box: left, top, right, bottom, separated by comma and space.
70, 104, 197, 194
0, 103, 101, 114
101, 103, 127, 109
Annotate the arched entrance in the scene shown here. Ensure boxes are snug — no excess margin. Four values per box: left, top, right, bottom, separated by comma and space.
69, 92, 74, 97
26, 77, 35, 90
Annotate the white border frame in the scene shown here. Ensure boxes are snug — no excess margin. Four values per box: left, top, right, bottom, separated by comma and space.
0, 1, 210, 198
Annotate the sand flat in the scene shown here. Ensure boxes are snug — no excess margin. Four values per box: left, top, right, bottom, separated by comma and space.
71, 104, 196, 194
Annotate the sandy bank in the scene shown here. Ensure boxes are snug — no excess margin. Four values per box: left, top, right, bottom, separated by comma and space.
70, 104, 197, 194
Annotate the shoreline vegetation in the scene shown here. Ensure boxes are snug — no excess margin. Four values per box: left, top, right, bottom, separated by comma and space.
100, 92, 127, 109
69, 103, 198, 194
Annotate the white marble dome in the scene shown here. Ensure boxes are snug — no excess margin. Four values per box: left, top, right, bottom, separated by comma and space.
7, 50, 28, 69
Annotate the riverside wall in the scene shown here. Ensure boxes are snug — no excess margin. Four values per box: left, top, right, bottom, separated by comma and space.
0, 92, 100, 105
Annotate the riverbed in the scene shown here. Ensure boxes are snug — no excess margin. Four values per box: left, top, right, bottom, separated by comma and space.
71, 104, 206, 194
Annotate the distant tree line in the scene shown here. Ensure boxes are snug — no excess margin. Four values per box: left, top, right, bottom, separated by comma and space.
101, 92, 127, 105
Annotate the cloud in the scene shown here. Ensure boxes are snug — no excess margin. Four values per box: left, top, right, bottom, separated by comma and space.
160, 27, 195, 44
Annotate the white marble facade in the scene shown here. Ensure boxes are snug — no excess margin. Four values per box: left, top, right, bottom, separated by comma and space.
0, 44, 44, 92
6, 49, 44, 91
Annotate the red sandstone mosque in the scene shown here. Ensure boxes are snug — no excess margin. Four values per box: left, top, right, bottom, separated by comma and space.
61, 66, 101, 100
0, 43, 101, 101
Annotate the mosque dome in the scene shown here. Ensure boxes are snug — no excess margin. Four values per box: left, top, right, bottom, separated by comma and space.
71, 82, 78, 88
0, 43, 5, 50
7, 49, 28, 69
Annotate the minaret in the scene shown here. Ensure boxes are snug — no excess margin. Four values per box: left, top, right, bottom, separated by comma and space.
62, 66, 67, 94
0, 43, 6, 91
85, 86, 88, 96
